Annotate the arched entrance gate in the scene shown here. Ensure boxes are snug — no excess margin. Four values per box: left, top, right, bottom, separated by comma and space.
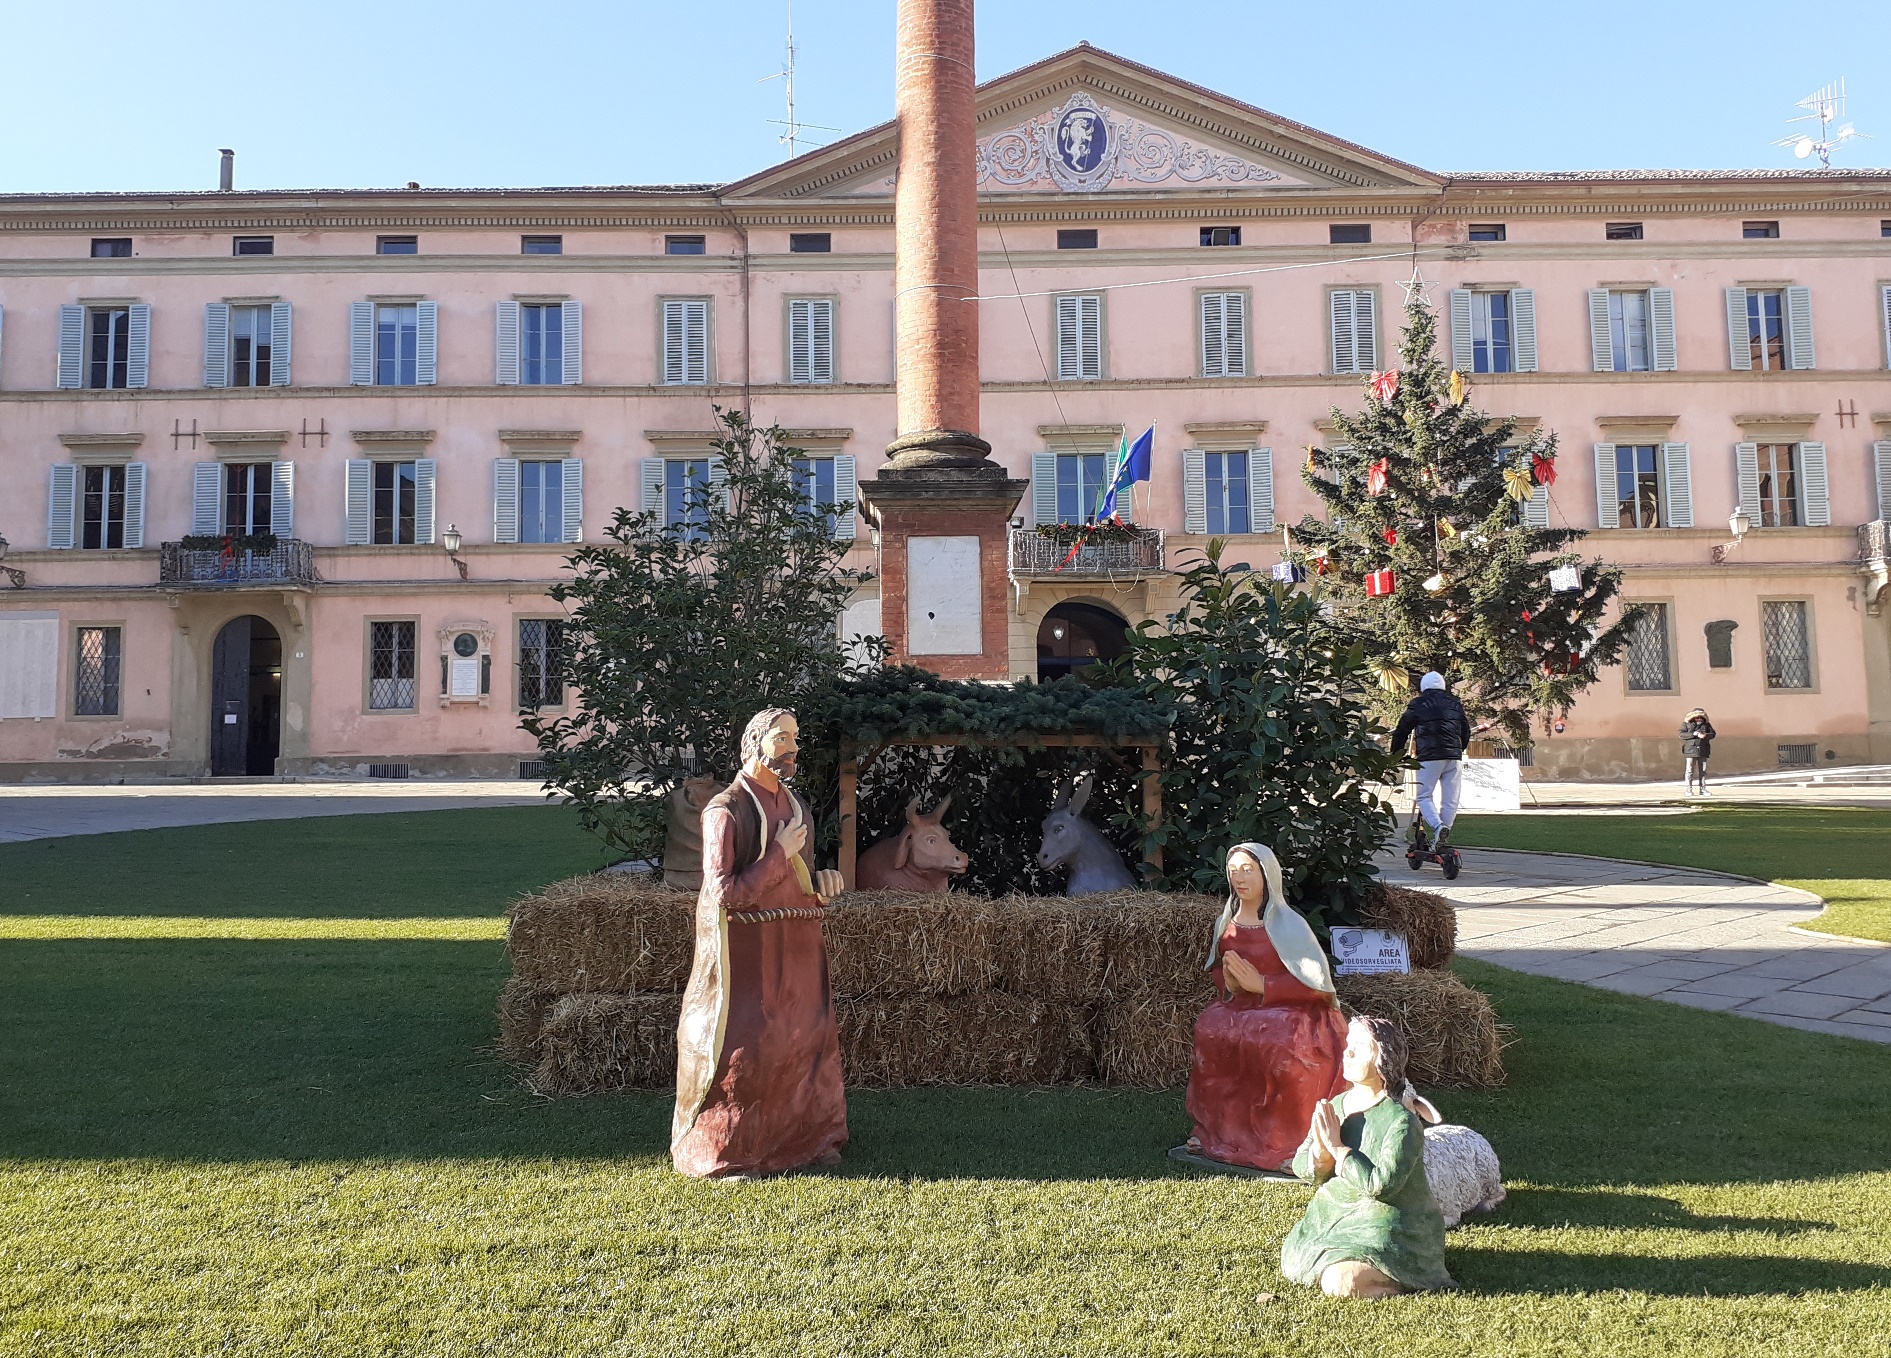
210, 615, 283, 776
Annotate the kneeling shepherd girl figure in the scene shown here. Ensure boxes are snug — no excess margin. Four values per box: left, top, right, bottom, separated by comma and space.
1282, 1015, 1455, 1299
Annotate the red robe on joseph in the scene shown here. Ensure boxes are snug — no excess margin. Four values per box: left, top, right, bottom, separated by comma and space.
670, 771, 848, 1177
1184, 920, 1348, 1172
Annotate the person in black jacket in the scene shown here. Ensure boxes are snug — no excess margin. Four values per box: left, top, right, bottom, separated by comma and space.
1680, 708, 1717, 796
1390, 671, 1473, 850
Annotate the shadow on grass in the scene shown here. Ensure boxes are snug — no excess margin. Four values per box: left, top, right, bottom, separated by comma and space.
5, 936, 1891, 1193
1500, 1187, 1834, 1236
1452, 1247, 1891, 1297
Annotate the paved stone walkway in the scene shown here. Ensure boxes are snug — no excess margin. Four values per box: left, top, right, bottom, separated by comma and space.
1381, 845, 1891, 1045
0, 782, 550, 843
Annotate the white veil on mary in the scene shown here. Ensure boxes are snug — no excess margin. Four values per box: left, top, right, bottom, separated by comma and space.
1205, 842, 1336, 996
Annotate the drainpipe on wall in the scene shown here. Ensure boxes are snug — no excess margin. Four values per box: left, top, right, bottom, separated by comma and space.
713, 194, 753, 418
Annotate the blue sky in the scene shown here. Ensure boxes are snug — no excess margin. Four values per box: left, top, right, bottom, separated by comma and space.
2, 0, 1886, 194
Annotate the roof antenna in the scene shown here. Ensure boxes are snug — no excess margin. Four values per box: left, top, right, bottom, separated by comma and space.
1772, 79, 1868, 168
760, 0, 838, 159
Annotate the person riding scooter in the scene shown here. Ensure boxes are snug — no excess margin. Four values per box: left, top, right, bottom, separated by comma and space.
1390, 671, 1473, 854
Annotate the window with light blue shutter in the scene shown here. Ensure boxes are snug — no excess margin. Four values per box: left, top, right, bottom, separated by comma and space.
1182, 449, 1208, 534
1587, 289, 1614, 372
204, 303, 232, 387
1735, 442, 1762, 523
516, 461, 564, 543
561, 301, 582, 385
1724, 287, 1751, 370
414, 302, 438, 385
1203, 451, 1249, 534
1872, 441, 1891, 519
1797, 441, 1829, 527
1509, 288, 1537, 372
1649, 288, 1676, 371
831, 453, 857, 541
492, 458, 521, 543
640, 458, 666, 516
412, 458, 437, 542
349, 302, 375, 385
1660, 443, 1693, 528
1784, 285, 1815, 369
561, 458, 584, 541
56, 305, 85, 388
271, 461, 295, 537
495, 301, 521, 384
1030, 451, 1059, 526
125, 304, 151, 388
270, 302, 293, 385
1248, 448, 1275, 532
521, 303, 563, 384
1329, 289, 1377, 374
1448, 289, 1474, 371
1523, 484, 1549, 528
191, 463, 222, 534
344, 459, 372, 544
47, 464, 78, 548
1592, 443, 1619, 528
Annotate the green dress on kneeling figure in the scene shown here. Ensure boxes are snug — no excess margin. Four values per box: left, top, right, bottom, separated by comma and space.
1281, 1093, 1454, 1292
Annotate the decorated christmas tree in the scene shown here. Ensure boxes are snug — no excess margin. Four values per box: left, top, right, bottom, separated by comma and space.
1289, 292, 1634, 747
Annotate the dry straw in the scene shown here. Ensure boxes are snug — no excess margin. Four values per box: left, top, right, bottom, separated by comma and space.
505, 876, 695, 992
1357, 884, 1457, 970
530, 991, 683, 1097
1336, 970, 1507, 1089
836, 993, 1094, 1086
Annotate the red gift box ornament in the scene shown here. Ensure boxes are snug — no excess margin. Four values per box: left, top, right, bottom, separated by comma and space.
1366, 458, 1390, 497
1365, 569, 1396, 597
1382, 528, 1398, 546
1369, 370, 1399, 403
1532, 453, 1557, 487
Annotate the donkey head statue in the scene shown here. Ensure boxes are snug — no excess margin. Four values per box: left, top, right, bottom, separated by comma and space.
1037, 772, 1137, 897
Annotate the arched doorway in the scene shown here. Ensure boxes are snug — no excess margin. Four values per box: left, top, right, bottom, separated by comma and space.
1036, 601, 1129, 682
210, 615, 283, 776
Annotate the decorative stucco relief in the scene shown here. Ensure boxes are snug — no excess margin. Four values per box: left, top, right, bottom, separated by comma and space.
975, 93, 1292, 193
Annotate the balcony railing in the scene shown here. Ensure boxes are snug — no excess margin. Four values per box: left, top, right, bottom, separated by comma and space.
1860, 519, 1890, 565
1008, 526, 1165, 578
160, 539, 318, 588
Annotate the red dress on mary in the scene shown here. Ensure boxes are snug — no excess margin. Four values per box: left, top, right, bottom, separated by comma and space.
1185, 918, 1348, 1172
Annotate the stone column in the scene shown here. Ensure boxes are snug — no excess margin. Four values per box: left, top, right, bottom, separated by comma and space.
863, 0, 1026, 679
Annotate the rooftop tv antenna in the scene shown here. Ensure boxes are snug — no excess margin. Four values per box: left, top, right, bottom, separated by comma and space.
1772, 79, 1868, 168
760, 1, 838, 158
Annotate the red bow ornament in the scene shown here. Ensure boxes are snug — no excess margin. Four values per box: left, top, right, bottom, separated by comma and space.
1366, 459, 1390, 497
1381, 529, 1398, 546
1532, 453, 1557, 487
1368, 370, 1399, 402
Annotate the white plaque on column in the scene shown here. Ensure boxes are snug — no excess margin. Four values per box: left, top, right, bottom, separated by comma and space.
908, 535, 982, 655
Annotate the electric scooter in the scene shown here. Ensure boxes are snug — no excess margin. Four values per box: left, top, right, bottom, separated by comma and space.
1405, 820, 1461, 880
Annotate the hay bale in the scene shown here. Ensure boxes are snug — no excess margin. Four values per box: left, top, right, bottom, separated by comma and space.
983, 894, 1112, 1002
1358, 885, 1457, 970
823, 890, 998, 997
1337, 971, 1505, 1090
506, 877, 695, 993
836, 992, 1094, 1086
530, 992, 683, 1097
497, 975, 561, 1064
1092, 981, 1213, 1088
1090, 890, 1223, 998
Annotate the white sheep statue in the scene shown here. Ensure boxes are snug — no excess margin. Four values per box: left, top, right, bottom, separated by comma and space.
1402, 1090, 1506, 1229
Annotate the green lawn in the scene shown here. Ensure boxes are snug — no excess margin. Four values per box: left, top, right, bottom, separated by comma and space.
1453, 806, 1891, 944
3, 807, 1889, 1357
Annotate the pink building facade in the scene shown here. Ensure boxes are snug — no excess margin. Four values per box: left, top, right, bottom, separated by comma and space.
2, 46, 1888, 781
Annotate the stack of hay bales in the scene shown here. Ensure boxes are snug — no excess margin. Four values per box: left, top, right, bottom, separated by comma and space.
498, 876, 1503, 1096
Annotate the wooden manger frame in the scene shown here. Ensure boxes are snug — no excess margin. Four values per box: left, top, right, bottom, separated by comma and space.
836, 732, 1164, 890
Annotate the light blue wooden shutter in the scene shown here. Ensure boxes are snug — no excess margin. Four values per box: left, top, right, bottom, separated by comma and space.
125, 304, 151, 388
561, 300, 582, 385
788, 299, 834, 384
1523, 484, 1549, 528
662, 302, 686, 384
832, 452, 857, 541
203, 303, 231, 387
1353, 289, 1376, 371
1593, 443, 1617, 528
1182, 449, 1208, 534
1509, 289, 1537, 372
1734, 442, 1761, 523
1661, 443, 1693, 529
1875, 441, 1891, 519
349, 302, 374, 385
1079, 295, 1101, 378
121, 462, 146, 548
271, 461, 295, 537
1329, 290, 1355, 374
1248, 447, 1275, 532
344, 459, 372, 544
1030, 451, 1058, 525
1649, 288, 1676, 371
47, 464, 77, 548
492, 458, 520, 543
1784, 285, 1815, 369
1448, 289, 1474, 370
191, 463, 222, 534
1221, 293, 1247, 376
494, 301, 521, 384
1587, 289, 1613, 372
270, 302, 292, 385
1724, 287, 1750, 370
1200, 293, 1225, 376
1055, 296, 1082, 379
641, 458, 667, 517
706, 455, 730, 512
413, 459, 437, 543
561, 458, 584, 542
1797, 442, 1829, 527
56, 305, 84, 388
414, 302, 438, 385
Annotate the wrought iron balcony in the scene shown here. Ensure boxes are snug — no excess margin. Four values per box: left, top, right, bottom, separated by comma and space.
1008, 526, 1165, 578
160, 538, 318, 588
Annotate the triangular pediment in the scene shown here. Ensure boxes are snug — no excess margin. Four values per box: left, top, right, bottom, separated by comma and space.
727, 45, 1441, 202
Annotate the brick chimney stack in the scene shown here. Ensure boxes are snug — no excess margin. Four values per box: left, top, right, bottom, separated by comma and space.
861, 0, 1027, 679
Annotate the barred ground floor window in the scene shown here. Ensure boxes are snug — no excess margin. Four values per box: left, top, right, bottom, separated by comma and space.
74, 625, 122, 716
518, 619, 565, 711
1762, 601, 1813, 690
1624, 602, 1672, 691
368, 620, 417, 710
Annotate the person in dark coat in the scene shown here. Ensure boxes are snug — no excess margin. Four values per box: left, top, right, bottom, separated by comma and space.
1390, 672, 1473, 850
1680, 708, 1717, 796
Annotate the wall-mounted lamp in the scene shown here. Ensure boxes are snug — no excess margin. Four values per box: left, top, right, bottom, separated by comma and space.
442, 524, 468, 580
0, 533, 23, 589
1711, 506, 1753, 565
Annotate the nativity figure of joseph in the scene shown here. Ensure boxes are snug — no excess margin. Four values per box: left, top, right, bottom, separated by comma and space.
671, 707, 848, 1178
